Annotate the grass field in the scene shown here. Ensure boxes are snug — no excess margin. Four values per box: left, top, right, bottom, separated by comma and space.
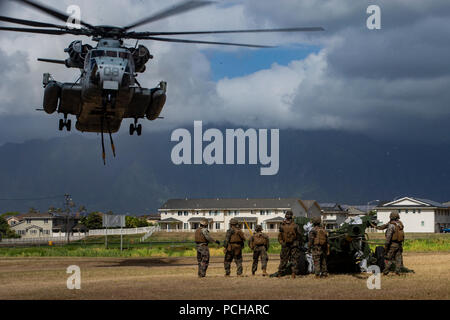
0, 252, 448, 300
0, 233, 448, 257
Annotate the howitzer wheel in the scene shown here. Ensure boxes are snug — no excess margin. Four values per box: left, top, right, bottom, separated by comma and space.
375, 246, 385, 271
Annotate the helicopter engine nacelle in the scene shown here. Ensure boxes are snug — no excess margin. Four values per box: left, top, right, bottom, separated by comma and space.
131, 44, 153, 73
64, 40, 92, 69
146, 86, 166, 120
43, 81, 61, 114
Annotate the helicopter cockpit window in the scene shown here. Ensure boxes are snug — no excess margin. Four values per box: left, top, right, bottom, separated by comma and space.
119, 52, 130, 59
106, 51, 117, 57
91, 50, 105, 58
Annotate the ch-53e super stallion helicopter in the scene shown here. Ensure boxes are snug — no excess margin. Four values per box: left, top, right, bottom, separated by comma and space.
0, 0, 323, 164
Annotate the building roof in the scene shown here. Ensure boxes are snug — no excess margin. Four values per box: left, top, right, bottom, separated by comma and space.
159, 198, 302, 210
160, 217, 182, 223
320, 203, 346, 212
301, 200, 319, 210
187, 217, 213, 223
263, 217, 285, 222
20, 212, 54, 219
342, 204, 377, 212
379, 197, 446, 208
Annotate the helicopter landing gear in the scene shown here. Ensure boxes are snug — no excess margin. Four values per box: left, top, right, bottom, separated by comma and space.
58, 115, 71, 131
129, 119, 142, 136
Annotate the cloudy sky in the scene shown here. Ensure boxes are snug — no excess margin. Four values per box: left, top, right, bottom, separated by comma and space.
0, 0, 449, 145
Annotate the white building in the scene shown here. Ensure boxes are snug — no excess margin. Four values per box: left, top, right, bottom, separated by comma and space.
158, 198, 322, 232
375, 197, 450, 233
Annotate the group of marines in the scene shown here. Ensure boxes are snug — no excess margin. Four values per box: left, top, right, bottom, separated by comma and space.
195, 209, 405, 277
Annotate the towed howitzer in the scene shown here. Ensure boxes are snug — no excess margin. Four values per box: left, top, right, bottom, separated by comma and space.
270, 213, 389, 277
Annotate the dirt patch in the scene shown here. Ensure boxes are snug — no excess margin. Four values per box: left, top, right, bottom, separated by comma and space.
0, 252, 448, 300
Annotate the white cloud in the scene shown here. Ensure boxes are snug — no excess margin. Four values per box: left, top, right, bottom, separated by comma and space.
0, 0, 449, 144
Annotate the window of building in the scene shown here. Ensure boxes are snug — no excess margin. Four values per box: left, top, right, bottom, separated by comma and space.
44, 219, 48, 223
184, 211, 188, 216
26, 219, 31, 224
421, 221, 424, 227
234, 211, 240, 216
178, 211, 182, 216
418, 209, 421, 213
183, 223, 188, 230
214, 211, 219, 216
413, 209, 416, 213
215, 222, 220, 230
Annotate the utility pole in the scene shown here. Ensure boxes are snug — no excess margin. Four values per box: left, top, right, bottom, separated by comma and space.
64, 194, 75, 244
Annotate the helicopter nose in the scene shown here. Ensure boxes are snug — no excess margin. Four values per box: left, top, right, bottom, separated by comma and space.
99, 65, 123, 90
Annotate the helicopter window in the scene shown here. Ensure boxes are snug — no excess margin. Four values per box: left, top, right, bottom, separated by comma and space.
119, 52, 130, 59
106, 51, 117, 57
91, 50, 105, 58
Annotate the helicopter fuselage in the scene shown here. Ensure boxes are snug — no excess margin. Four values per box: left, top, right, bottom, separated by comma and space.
42, 37, 166, 135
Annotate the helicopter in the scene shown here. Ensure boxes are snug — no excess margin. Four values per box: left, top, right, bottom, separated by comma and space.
0, 0, 324, 164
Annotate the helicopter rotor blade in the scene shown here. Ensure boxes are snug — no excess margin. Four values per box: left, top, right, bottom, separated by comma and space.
123, 0, 213, 31
127, 26, 325, 37
0, 26, 85, 35
134, 36, 274, 48
0, 16, 67, 29
13, 0, 95, 29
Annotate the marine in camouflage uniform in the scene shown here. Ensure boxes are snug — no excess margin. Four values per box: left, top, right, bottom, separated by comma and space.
383, 210, 405, 275
195, 219, 220, 278
308, 217, 329, 278
248, 225, 269, 276
277, 211, 303, 279
375, 221, 404, 269
224, 218, 246, 276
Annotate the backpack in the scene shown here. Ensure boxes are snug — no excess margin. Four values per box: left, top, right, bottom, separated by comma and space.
282, 222, 297, 243
391, 221, 405, 242
313, 227, 327, 245
253, 233, 266, 246
194, 228, 207, 243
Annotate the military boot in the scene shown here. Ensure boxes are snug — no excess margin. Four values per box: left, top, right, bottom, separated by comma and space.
262, 269, 268, 277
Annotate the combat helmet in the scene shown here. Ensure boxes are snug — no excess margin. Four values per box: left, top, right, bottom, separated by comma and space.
255, 225, 263, 232
230, 218, 238, 226
200, 218, 209, 227
311, 216, 322, 225
389, 210, 400, 220
285, 210, 293, 219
